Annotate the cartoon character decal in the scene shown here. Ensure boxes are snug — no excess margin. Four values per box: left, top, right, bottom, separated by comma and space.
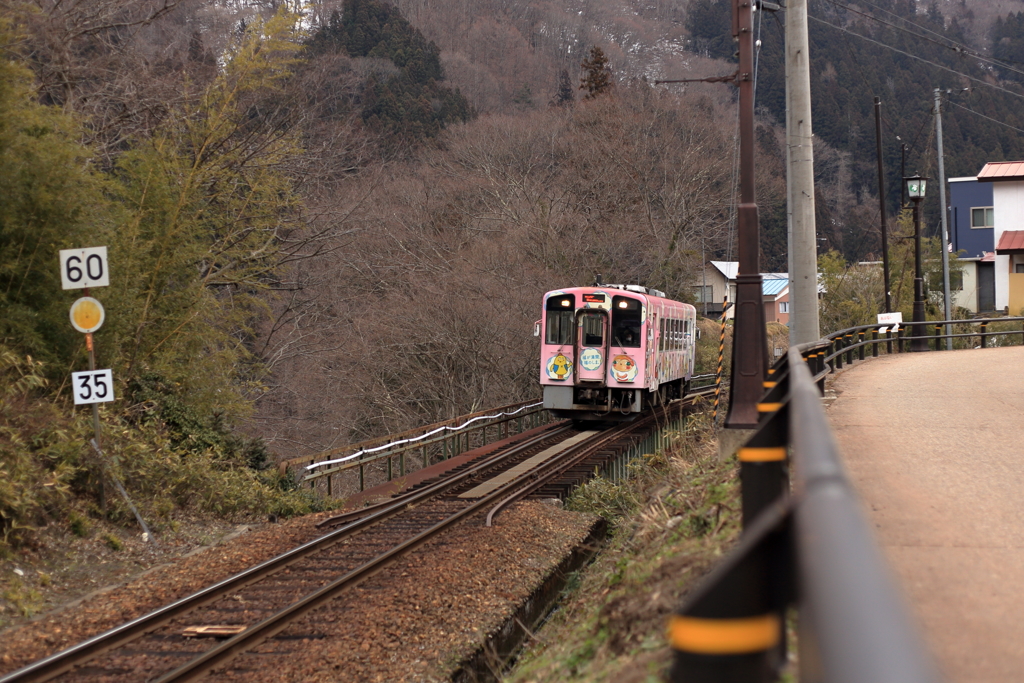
579, 348, 603, 371
546, 354, 573, 380
610, 354, 639, 383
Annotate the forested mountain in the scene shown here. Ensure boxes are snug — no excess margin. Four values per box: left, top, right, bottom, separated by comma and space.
5, 0, 1024, 496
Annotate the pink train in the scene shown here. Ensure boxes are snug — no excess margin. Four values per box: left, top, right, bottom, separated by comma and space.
537, 284, 699, 421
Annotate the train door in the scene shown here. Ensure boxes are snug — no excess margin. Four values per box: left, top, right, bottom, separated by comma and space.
575, 310, 607, 383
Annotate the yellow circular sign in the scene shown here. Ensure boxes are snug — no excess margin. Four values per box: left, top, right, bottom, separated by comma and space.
69, 297, 105, 333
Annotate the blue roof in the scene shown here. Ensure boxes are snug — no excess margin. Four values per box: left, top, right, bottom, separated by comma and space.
762, 278, 788, 297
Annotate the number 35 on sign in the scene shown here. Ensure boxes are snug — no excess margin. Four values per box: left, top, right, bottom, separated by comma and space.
72, 369, 115, 405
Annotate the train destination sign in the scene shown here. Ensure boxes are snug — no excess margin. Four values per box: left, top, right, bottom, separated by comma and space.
582, 293, 606, 304
69, 297, 106, 334
59, 246, 109, 290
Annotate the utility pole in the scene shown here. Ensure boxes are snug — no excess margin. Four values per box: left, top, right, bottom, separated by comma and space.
724, 0, 769, 429
785, 0, 819, 345
874, 97, 892, 313
934, 88, 953, 349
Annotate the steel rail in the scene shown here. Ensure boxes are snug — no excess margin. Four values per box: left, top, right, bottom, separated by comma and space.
485, 389, 715, 526
313, 421, 569, 529
152, 426, 630, 682
0, 424, 573, 683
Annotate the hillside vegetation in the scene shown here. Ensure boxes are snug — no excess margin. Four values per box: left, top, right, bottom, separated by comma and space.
5, 0, 1024, 554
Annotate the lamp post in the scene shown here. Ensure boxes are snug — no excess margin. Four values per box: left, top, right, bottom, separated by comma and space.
905, 175, 929, 351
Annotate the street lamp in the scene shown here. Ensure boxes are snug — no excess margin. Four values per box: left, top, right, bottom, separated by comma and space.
905, 175, 929, 351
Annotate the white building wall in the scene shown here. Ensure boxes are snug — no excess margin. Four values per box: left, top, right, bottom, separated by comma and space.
954, 260, 979, 313
992, 182, 1024, 310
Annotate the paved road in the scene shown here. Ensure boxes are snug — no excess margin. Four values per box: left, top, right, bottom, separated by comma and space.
827, 346, 1024, 683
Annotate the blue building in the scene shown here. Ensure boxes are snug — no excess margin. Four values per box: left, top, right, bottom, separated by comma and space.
949, 176, 994, 258
948, 176, 996, 312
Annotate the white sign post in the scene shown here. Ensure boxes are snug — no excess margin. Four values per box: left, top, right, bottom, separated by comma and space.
61, 245, 117, 518
60, 247, 109, 290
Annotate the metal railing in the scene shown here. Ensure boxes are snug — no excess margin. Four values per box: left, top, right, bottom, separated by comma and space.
278, 401, 551, 498
668, 342, 942, 682
823, 316, 1024, 370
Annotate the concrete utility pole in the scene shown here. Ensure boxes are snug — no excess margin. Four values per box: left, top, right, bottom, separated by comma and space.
785, 0, 819, 345
724, 0, 769, 430
935, 88, 953, 349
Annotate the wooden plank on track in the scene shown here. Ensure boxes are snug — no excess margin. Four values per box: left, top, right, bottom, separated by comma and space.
456, 431, 597, 499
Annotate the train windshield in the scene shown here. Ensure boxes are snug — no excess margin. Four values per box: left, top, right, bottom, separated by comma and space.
545, 295, 574, 345
611, 296, 642, 347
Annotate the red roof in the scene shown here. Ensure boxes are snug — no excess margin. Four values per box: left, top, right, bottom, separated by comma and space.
978, 161, 1024, 181
996, 230, 1024, 253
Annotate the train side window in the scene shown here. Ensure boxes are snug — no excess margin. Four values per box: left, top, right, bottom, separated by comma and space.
659, 318, 665, 351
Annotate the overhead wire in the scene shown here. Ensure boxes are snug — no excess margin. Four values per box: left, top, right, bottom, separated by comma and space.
945, 97, 1024, 136
805, 13, 1024, 103
824, 0, 1024, 80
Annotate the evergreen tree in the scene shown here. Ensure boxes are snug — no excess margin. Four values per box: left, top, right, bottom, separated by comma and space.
580, 47, 613, 99
551, 69, 575, 107
306, 0, 472, 145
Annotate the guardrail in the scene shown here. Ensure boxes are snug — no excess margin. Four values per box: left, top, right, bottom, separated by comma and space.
278, 401, 550, 498
668, 341, 943, 682
823, 316, 1024, 369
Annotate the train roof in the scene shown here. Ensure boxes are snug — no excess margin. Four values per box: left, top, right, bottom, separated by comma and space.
544, 285, 694, 308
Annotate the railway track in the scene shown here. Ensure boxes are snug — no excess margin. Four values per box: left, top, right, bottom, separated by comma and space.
3, 392, 711, 682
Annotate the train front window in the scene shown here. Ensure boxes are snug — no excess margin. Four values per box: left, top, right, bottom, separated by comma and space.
545, 295, 575, 345
611, 296, 642, 348
546, 311, 574, 345
581, 312, 604, 346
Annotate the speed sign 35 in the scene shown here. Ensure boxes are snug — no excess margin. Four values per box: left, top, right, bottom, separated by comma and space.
71, 369, 115, 405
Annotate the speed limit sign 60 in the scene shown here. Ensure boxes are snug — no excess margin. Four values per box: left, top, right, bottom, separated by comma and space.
71, 369, 115, 405
60, 247, 109, 290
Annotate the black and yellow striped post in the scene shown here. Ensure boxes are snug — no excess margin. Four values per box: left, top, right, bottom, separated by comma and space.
741, 411, 789, 529
668, 499, 793, 683
712, 297, 730, 425
740, 355, 789, 528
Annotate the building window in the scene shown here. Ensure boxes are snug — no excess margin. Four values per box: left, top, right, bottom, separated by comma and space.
694, 285, 713, 304
779, 301, 789, 313
971, 207, 994, 229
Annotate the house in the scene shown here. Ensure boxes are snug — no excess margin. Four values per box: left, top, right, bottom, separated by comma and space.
695, 261, 791, 323
695, 261, 737, 319
948, 175, 995, 312
977, 162, 1024, 315
762, 274, 790, 325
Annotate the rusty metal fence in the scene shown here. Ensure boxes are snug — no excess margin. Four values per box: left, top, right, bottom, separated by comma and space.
277, 401, 550, 498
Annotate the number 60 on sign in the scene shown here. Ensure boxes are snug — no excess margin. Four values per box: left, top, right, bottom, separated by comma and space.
71, 369, 115, 405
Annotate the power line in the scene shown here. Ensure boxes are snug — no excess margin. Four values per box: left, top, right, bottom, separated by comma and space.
806, 13, 1024, 103
821, 0, 1024, 81
945, 98, 1024, 136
